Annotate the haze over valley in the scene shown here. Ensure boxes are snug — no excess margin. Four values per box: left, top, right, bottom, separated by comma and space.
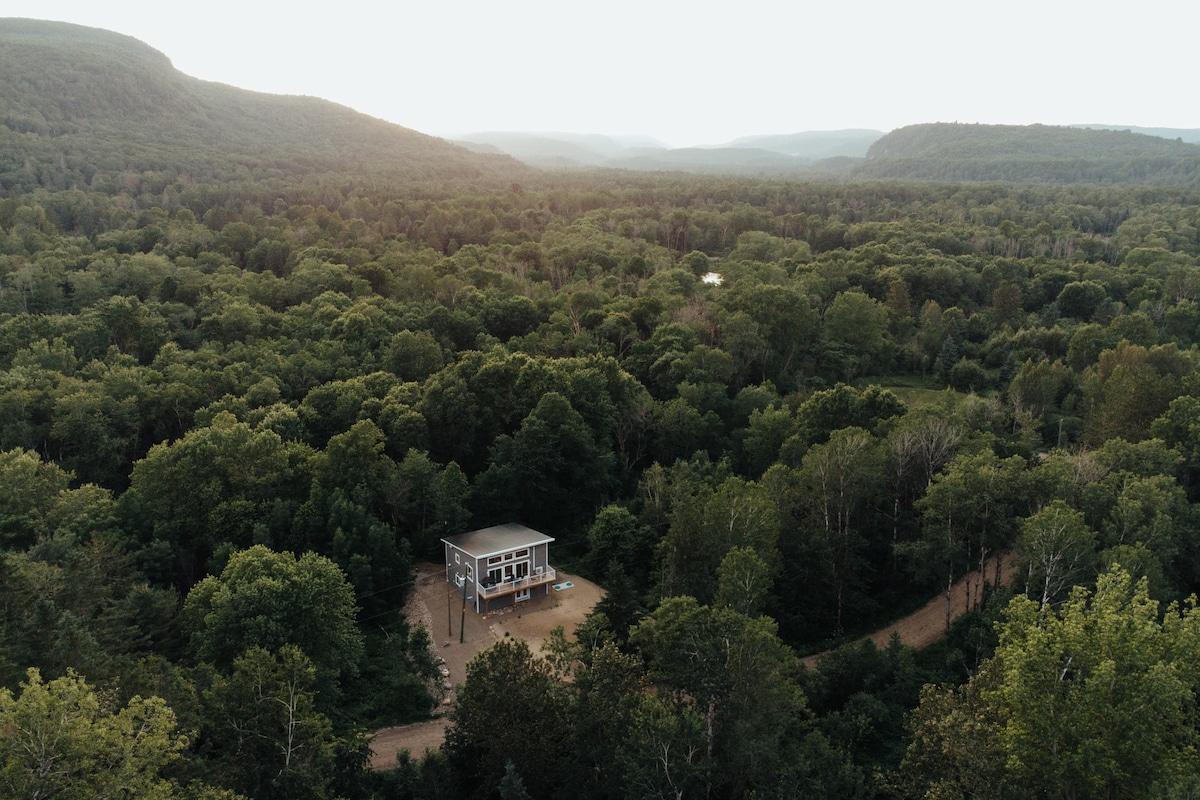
19, 0, 1200, 145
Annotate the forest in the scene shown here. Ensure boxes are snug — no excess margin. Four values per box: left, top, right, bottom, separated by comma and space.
6, 17, 1200, 800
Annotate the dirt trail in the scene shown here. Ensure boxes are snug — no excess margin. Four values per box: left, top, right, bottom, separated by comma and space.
370, 556, 1017, 769
802, 554, 1016, 667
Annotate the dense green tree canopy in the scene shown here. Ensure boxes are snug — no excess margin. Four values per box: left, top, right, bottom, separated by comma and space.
902, 566, 1200, 799
0, 668, 191, 800
182, 545, 364, 691
4, 40, 1200, 795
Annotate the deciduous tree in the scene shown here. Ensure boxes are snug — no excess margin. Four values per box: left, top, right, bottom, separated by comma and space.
445, 639, 572, 798
182, 546, 363, 698
201, 645, 336, 800
0, 668, 187, 800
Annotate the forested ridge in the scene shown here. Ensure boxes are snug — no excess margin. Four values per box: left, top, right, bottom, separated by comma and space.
457, 123, 1200, 183
860, 123, 1200, 186
5, 18, 1200, 800
0, 19, 524, 192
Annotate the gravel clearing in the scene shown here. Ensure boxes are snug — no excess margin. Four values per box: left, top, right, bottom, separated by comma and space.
368, 562, 604, 770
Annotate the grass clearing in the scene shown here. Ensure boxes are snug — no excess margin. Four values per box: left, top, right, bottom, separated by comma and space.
854, 375, 966, 409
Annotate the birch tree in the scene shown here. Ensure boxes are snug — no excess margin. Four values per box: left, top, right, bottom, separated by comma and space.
1016, 500, 1097, 608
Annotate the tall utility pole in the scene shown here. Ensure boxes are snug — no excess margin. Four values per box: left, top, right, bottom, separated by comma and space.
459, 588, 467, 644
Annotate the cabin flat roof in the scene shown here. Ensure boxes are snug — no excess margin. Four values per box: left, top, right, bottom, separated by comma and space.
443, 523, 554, 558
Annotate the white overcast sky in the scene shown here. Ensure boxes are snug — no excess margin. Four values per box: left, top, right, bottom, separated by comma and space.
6, 0, 1197, 147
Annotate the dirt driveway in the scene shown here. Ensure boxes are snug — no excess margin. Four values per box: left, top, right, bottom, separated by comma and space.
368, 562, 605, 770
371, 556, 1016, 768
802, 554, 1017, 668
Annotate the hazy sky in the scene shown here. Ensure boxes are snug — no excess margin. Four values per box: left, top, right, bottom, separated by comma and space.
8, 0, 1197, 147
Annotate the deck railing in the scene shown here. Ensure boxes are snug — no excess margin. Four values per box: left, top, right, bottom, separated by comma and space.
478, 567, 557, 599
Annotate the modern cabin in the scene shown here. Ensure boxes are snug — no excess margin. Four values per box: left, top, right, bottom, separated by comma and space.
443, 523, 557, 614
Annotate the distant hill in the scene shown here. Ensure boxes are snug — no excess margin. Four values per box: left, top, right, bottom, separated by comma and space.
1070, 124, 1200, 145
865, 123, 1199, 160
857, 122, 1200, 185
12, 20, 1197, 189
454, 131, 860, 175
455, 132, 622, 168
722, 130, 883, 159
0, 18, 525, 192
